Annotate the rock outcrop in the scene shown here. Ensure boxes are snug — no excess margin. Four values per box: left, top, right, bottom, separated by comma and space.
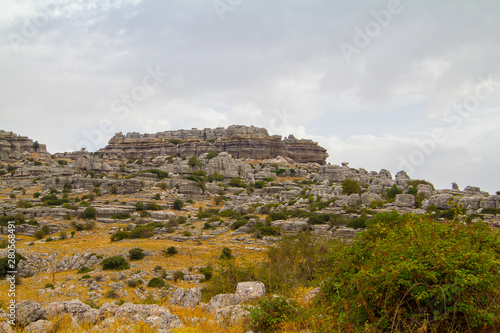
0, 131, 48, 159
98, 125, 328, 164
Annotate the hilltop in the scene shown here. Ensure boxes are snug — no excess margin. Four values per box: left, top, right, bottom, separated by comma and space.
0, 127, 499, 332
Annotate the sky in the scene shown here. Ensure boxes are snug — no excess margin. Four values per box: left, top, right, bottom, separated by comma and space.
1, 0, 500, 193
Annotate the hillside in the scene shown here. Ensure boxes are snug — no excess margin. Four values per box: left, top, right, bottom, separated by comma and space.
0, 127, 499, 332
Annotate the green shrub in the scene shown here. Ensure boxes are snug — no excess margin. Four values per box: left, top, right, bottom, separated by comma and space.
105, 290, 120, 299
127, 279, 140, 288
129, 248, 145, 261
229, 178, 246, 188
341, 179, 361, 195
219, 247, 233, 260
345, 216, 368, 229
0, 253, 25, 278
129, 226, 154, 239
102, 256, 130, 271
82, 206, 97, 219
169, 139, 182, 145
34, 230, 45, 240
173, 199, 184, 210
188, 156, 202, 168
165, 246, 178, 255
206, 151, 219, 159
135, 201, 144, 211
0, 237, 8, 249
152, 193, 161, 200
199, 264, 213, 281
145, 202, 162, 210
109, 185, 118, 194
44, 283, 54, 289
173, 271, 185, 282
148, 277, 166, 288
318, 212, 500, 332
112, 212, 130, 220
248, 296, 299, 332
77, 267, 93, 274
386, 184, 403, 199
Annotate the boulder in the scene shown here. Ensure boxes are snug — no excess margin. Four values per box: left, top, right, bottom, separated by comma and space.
395, 194, 415, 208
15, 301, 47, 327
25, 320, 54, 333
170, 288, 202, 308
46, 300, 99, 326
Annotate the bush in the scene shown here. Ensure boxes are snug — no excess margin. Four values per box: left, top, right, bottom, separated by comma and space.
229, 177, 246, 188
386, 184, 403, 199
0, 237, 8, 249
105, 290, 120, 299
345, 216, 368, 229
188, 156, 202, 168
318, 212, 500, 332
102, 256, 130, 271
77, 267, 93, 274
173, 271, 185, 282
112, 212, 130, 220
127, 279, 140, 288
129, 226, 154, 239
148, 277, 166, 288
34, 230, 45, 239
219, 247, 233, 260
82, 206, 97, 219
109, 185, 118, 194
135, 201, 144, 211
129, 248, 145, 261
145, 202, 162, 210
173, 199, 184, 210
199, 264, 213, 281
59, 231, 67, 240
205, 151, 219, 159
165, 246, 178, 255
341, 179, 361, 195
248, 296, 299, 332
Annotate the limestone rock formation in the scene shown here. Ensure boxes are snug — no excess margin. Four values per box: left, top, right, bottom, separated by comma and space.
0, 131, 48, 159
98, 125, 328, 164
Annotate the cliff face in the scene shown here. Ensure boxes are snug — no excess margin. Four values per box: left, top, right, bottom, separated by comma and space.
0, 130, 48, 159
98, 125, 328, 164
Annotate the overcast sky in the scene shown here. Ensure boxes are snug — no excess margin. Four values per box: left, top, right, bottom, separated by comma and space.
1, 0, 499, 193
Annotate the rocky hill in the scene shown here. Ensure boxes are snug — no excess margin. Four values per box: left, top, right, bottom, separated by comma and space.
0, 127, 499, 332
98, 125, 328, 164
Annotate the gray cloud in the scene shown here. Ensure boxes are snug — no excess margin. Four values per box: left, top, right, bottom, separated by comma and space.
1, 0, 499, 192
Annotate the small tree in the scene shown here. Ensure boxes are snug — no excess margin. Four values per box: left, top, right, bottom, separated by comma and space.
342, 179, 361, 195
219, 247, 233, 260
147, 277, 166, 288
173, 199, 184, 210
386, 184, 403, 199
188, 156, 202, 168
129, 248, 145, 261
83, 207, 97, 219
165, 246, 178, 255
135, 201, 144, 211
109, 185, 118, 194
102, 256, 130, 271
34, 230, 45, 240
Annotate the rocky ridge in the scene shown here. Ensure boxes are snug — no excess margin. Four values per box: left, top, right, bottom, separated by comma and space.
98, 125, 329, 164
